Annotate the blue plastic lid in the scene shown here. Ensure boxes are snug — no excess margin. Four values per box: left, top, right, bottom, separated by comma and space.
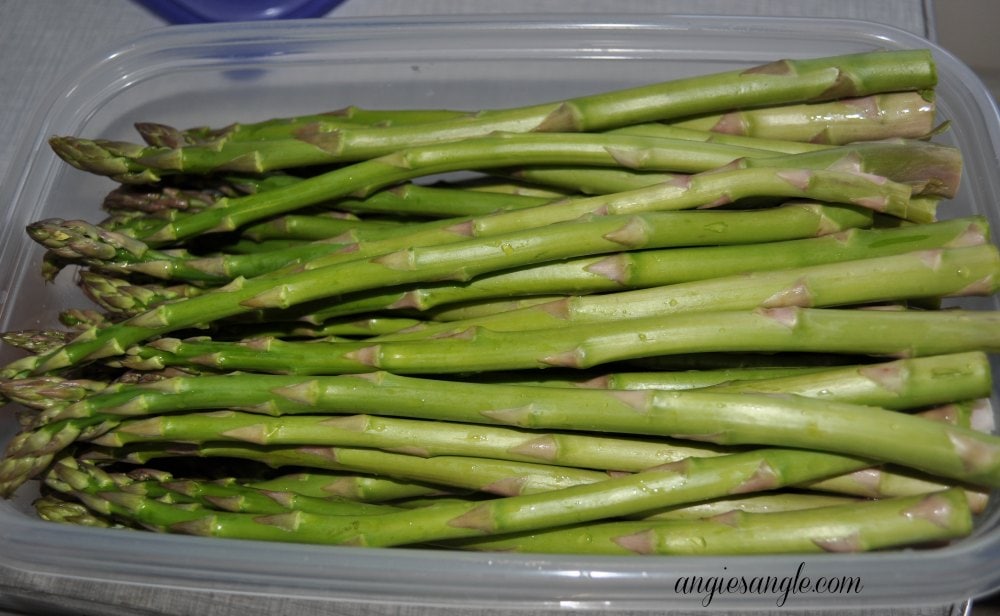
134, 0, 346, 23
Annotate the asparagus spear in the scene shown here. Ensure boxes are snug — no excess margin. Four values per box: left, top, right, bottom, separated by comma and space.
7, 203, 871, 377
670, 92, 936, 144
303, 217, 988, 321
33, 494, 119, 528
22, 349, 1000, 486
37, 448, 910, 548
370, 244, 999, 341
246, 471, 449, 502
78, 271, 205, 315
331, 182, 555, 219
90, 411, 724, 473
28, 218, 350, 284
50, 50, 937, 182
444, 489, 970, 555
149, 90, 932, 150
0, 330, 77, 355
137, 107, 474, 147
239, 213, 410, 244
528, 353, 994, 412
90, 351, 993, 471
36, 161, 913, 285
130, 135, 941, 245
124, 473, 398, 516
123, 307, 1000, 376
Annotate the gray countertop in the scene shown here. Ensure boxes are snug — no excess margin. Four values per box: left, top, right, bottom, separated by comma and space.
0, 1, 983, 615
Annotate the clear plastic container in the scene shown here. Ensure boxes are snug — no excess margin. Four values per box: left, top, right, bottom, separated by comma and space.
1, 14, 999, 611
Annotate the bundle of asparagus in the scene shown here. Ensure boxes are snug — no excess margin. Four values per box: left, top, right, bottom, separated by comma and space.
2, 49, 999, 556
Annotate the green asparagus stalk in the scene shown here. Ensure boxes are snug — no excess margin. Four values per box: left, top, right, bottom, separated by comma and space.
246, 471, 449, 502
700, 355, 994, 410
612, 123, 830, 154
444, 489, 970, 555
527, 353, 994, 412
331, 182, 555, 219
78, 271, 205, 315
131, 135, 941, 245
183, 445, 622, 496
146, 91, 932, 151
51, 50, 937, 182
0, 376, 110, 411
480, 366, 836, 391
371, 244, 999, 341
38, 448, 909, 548
153, 91, 931, 151
7, 203, 871, 377
670, 92, 936, 144
502, 166, 679, 196
0, 330, 76, 356
634, 492, 862, 521
123, 307, 1000, 377
137, 107, 474, 147
69, 407, 989, 510
33, 494, 120, 528
25, 356, 1000, 486
34, 153, 909, 287
239, 214, 410, 244
102, 183, 234, 216
90, 350, 993, 469
129, 163, 902, 287
125, 473, 398, 516
304, 217, 988, 321
29, 218, 353, 284
90, 411, 723, 472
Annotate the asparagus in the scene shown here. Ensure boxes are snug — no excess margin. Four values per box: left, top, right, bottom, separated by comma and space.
168, 91, 928, 150
139, 164, 906, 286
7, 203, 871, 377
480, 366, 837, 391
239, 213, 410, 244
331, 182, 555, 219
9, 354, 981, 502
128, 135, 947, 246
50, 50, 937, 182
138, 107, 474, 147
532, 353, 994, 411
29, 218, 351, 284
90, 351, 993, 471
34, 151, 911, 286
122, 307, 1000, 376
149, 90, 932, 151
22, 351, 1000, 486
633, 492, 862, 520
176, 445, 624, 496
38, 448, 909, 548
124, 474, 398, 516
90, 412, 723, 472
305, 217, 988, 320
370, 244, 999, 341
0, 376, 110, 411
444, 489, 970, 555
670, 92, 935, 144
502, 166, 680, 196
701, 356, 994, 410
33, 494, 119, 528
78, 272, 205, 315
246, 471, 449, 502
4, 49, 997, 560
0, 330, 76, 356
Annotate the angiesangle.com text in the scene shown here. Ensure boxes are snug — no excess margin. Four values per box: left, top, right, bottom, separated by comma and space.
674, 562, 863, 607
